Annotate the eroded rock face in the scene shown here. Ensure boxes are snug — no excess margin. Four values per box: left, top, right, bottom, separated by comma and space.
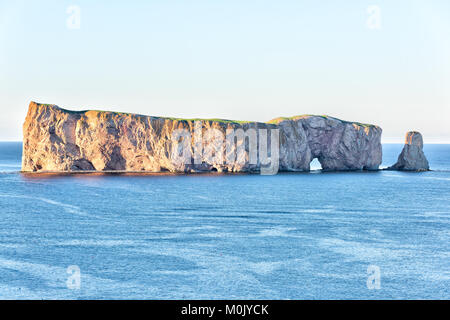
22, 102, 382, 173
275, 116, 382, 171
388, 131, 429, 171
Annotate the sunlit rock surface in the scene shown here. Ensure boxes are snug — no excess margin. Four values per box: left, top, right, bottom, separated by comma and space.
387, 131, 430, 171
22, 102, 382, 173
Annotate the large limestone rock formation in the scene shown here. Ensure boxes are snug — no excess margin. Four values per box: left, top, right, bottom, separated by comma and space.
22, 102, 382, 173
273, 116, 382, 171
388, 131, 429, 171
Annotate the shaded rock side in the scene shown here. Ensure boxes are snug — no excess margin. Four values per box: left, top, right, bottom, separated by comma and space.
387, 131, 430, 171
273, 116, 382, 171
22, 102, 382, 173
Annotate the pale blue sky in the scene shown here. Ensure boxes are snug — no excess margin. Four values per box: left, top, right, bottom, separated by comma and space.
1, 0, 449, 142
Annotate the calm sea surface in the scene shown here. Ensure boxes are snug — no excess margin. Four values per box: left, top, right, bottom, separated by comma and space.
0, 142, 449, 299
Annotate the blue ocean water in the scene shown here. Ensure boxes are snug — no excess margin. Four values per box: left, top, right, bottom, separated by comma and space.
0, 142, 449, 299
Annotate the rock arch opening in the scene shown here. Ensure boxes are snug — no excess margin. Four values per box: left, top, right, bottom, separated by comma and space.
310, 158, 322, 171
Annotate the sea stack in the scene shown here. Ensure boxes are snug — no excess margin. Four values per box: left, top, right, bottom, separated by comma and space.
22, 101, 382, 173
388, 131, 430, 171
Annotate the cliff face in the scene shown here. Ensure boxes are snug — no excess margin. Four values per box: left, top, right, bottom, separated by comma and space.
387, 131, 429, 171
274, 116, 382, 171
22, 102, 382, 173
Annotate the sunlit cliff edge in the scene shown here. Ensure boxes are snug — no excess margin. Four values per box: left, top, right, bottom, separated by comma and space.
22, 101, 383, 173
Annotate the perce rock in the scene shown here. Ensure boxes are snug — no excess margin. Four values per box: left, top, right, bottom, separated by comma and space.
22, 101, 382, 173
387, 131, 429, 171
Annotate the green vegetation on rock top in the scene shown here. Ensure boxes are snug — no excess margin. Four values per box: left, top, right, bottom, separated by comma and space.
268, 115, 329, 124
160, 117, 253, 124
268, 114, 377, 127
33, 102, 377, 127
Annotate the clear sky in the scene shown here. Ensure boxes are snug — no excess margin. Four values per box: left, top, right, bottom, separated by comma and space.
1, 0, 449, 142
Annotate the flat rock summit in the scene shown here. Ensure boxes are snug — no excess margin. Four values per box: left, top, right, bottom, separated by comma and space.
22, 101, 385, 173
